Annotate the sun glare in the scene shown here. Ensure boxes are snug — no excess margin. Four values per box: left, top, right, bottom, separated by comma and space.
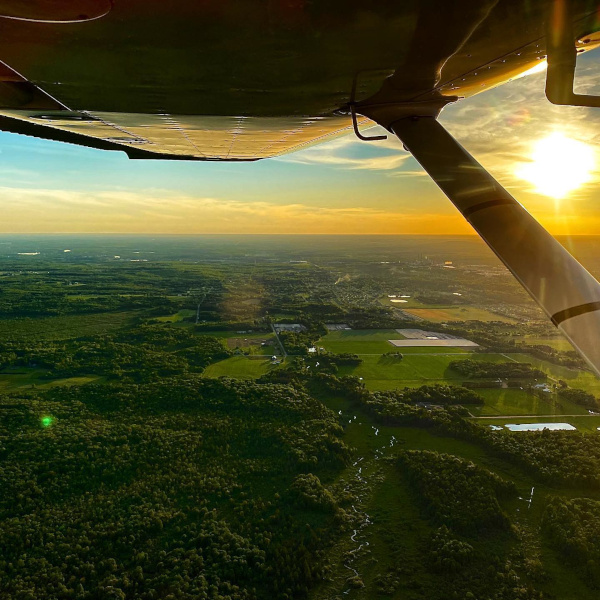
516, 132, 595, 199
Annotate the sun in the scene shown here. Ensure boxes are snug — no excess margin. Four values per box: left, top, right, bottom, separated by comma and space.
516, 132, 595, 199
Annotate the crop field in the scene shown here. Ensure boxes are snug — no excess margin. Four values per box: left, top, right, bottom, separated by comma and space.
194, 330, 272, 340
402, 306, 516, 322
0, 370, 104, 392
336, 352, 511, 391
318, 329, 404, 354
224, 337, 276, 355
194, 330, 277, 355
39, 375, 106, 389
155, 309, 196, 322
317, 328, 475, 355
510, 354, 600, 394
220, 281, 264, 322
0, 312, 136, 341
468, 388, 590, 417
65, 294, 102, 301
202, 356, 277, 379
514, 335, 575, 351
0, 369, 47, 391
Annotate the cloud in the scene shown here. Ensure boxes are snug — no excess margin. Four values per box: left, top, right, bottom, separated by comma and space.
275, 56, 600, 200
275, 128, 412, 172
432, 63, 600, 214
0, 185, 471, 234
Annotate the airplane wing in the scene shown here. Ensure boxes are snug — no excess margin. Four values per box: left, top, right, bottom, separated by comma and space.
1, 0, 600, 373
0, 0, 598, 161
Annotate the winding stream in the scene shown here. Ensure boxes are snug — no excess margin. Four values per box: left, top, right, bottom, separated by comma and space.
337, 412, 399, 596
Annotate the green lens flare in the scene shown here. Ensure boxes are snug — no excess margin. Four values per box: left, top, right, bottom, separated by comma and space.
41, 416, 53, 428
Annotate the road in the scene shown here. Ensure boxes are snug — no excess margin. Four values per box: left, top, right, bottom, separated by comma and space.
270, 324, 287, 358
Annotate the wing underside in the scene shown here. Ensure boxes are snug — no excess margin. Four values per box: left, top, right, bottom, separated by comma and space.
0, 1, 598, 160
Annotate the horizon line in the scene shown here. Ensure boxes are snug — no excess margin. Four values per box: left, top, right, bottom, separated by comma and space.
0, 232, 598, 237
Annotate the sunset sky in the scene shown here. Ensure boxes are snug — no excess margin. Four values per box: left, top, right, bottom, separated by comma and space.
1, 51, 600, 235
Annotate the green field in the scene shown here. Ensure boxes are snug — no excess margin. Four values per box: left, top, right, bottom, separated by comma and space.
319, 329, 402, 354
155, 309, 196, 322
0, 312, 136, 341
193, 330, 277, 355
203, 345, 599, 420
202, 326, 600, 422
510, 353, 600, 394
202, 356, 277, 379
322, 329, 404, 341
0, 369, 48, 391
319, 328, 478, 355
401, 306, 516, 323
514, 335, 575, 351
333, 350, 598, 419
322, 340, 397, 354
0, 369, 104, 392
468, 388, 590, 417
193, 330, 272, 340
336, 352, 510, 391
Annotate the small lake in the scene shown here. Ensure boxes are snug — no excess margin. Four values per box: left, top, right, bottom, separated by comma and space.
505, 423, 576, 431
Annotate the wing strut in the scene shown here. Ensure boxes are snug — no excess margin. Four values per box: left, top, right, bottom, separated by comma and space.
388, 116, 600, 375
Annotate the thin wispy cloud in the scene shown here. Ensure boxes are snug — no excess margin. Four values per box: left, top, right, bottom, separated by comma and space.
276, 130, 412, 172
0, 185, 469, 234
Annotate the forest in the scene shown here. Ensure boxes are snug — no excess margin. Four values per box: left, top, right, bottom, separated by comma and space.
449, 359, 547, 380
0, 378, 349, 599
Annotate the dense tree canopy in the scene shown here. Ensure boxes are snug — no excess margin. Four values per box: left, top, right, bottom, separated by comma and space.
0, 378, 349, 599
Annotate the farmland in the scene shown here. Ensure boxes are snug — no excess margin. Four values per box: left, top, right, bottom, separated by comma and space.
401, 306, 516, 322
202, 356, 278, 379
335, 352, 497, 389
468, 388, 590, 417
514, 335, 575, 351
154, 309, 196, 322
309, 325, 600, 422
318, 328, 402, 354
0, 368, 104, 392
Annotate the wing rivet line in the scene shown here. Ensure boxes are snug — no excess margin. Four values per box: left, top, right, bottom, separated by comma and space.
551, 302, 600, 326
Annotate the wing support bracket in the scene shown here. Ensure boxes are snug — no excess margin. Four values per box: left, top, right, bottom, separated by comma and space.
545, 0, 600, 107
349, 72, 387, 141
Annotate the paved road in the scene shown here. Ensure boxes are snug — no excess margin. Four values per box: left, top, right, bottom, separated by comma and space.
270, 324, 287, 358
